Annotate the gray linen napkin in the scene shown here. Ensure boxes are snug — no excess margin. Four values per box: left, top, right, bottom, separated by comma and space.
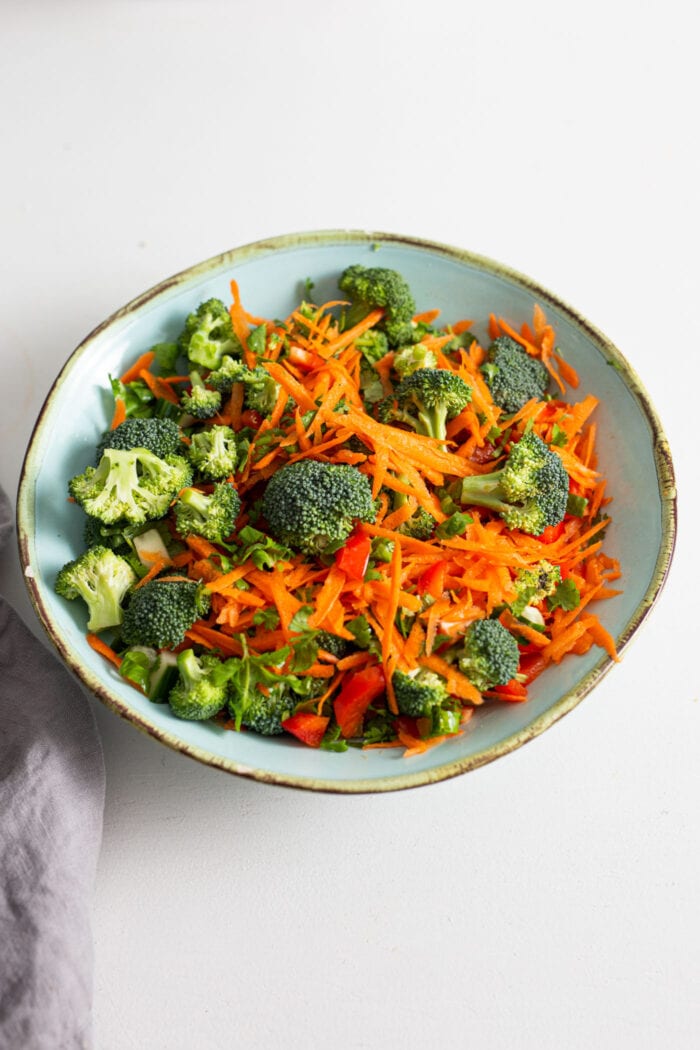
0, 486, 105, 1050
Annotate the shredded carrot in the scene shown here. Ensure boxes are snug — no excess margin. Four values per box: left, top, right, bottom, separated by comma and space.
76, 280, 621, 758
413, 308, 441, 325
336, 651, 376, 672
86, 633, 122, 669
226, 383, 245, 430
120, 351, 155, 384
263, 360, 317, 413
185, 535, 220, 559
110, 397, 127, 430
132, 557, 170, 590
139, 369, 181, 405
308, 565, 347, 630
317, 308, 384, 358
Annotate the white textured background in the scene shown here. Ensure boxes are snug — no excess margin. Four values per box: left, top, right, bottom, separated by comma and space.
1, 2, 697, 1048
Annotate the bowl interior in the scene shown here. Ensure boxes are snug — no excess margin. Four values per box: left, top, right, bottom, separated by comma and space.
18, 232, 676, 791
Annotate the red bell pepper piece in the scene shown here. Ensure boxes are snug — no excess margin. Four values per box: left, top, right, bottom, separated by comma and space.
416, 560, 447, 599
240, 408, 263, 430
335, 528, 371, 581
540, 522, 565, 544
333, 664, 386, 738
491, 679, 529, 702
518, 652, 548, 685
281, 712, 329, 748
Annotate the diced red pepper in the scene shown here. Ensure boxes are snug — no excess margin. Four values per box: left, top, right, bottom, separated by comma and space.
491, 679, 529, 702
416, 560, 447, 599
333, 664, 386, 738
335, 528, 372, 581
240, 409, 263, 430
469, 442, 497, 465
519, 652, 548, 684
540, 522, 565, 544
281, 712, 329, 748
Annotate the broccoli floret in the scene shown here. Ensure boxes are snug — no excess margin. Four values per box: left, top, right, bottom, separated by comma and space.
316, 631, 353, 660
459, 430, 569, 536
393, 344, 438, 378
121, 578, 211, 649
481, 336, 549, 414
225, 645, 300, 734
178, 298, 242, 370
387, 475, 436, 539
393, 668, 462, 735
207, 355, 250, 395
69, 447, 192, 525
262, 459, 377, 556
339, 265, 417, 347
355, 329, 390, 364
355, 331, 391, 405
168, 649, 231, 721
180, 371, 222, 420
206, 358, 279, 417
393, 668, 448, 717
55, 545, 136, 632
243, 366, 280, 416
187, 425, 239, 480
96, 418, 183, 462
399, 506, 436, 540
511, 560, 562, 616
387, 368, 472, 445
240, 688, 297, 736
173, 481, 241, 543
457, 618, 520, 693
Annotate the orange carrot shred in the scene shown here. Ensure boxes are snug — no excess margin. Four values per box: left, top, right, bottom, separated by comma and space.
139, 369, 181, 405
120, 351, 155, 384
110, 397, 127, 430
86, 633, 122, 669
91, 281, 622, 759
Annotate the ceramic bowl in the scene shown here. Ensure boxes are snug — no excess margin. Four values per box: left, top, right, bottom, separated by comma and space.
17, 231, 676, 792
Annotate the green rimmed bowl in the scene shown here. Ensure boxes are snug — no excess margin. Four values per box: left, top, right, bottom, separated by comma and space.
17, 231, 676, 792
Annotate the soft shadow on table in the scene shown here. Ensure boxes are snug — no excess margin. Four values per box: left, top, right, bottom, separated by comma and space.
92, 701, 340, 822
90, 691, 447, 848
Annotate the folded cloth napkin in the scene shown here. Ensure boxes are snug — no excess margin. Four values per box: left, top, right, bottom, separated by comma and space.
0, 486, 105, 1050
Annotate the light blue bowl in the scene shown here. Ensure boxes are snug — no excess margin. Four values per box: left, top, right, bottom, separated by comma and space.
17, 231, 676, 792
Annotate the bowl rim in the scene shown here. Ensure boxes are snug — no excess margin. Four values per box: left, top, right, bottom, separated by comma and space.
16, 228, 677, 793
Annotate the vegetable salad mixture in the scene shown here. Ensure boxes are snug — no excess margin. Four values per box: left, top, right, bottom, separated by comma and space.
57, 265, 621, 756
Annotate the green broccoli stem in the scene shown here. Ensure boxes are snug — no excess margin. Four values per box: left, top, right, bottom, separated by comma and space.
211, 429, 228, 459
179, 487, 210, 519
95, 452, 142, 506
90, 590, 126, 632
178, 647, 204, 689
459, 470, 511, 513
70, 578, 125, 633
415, 403, 449, 444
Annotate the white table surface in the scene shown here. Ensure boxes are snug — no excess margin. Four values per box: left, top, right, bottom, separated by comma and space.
2, 3, 697, 1048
